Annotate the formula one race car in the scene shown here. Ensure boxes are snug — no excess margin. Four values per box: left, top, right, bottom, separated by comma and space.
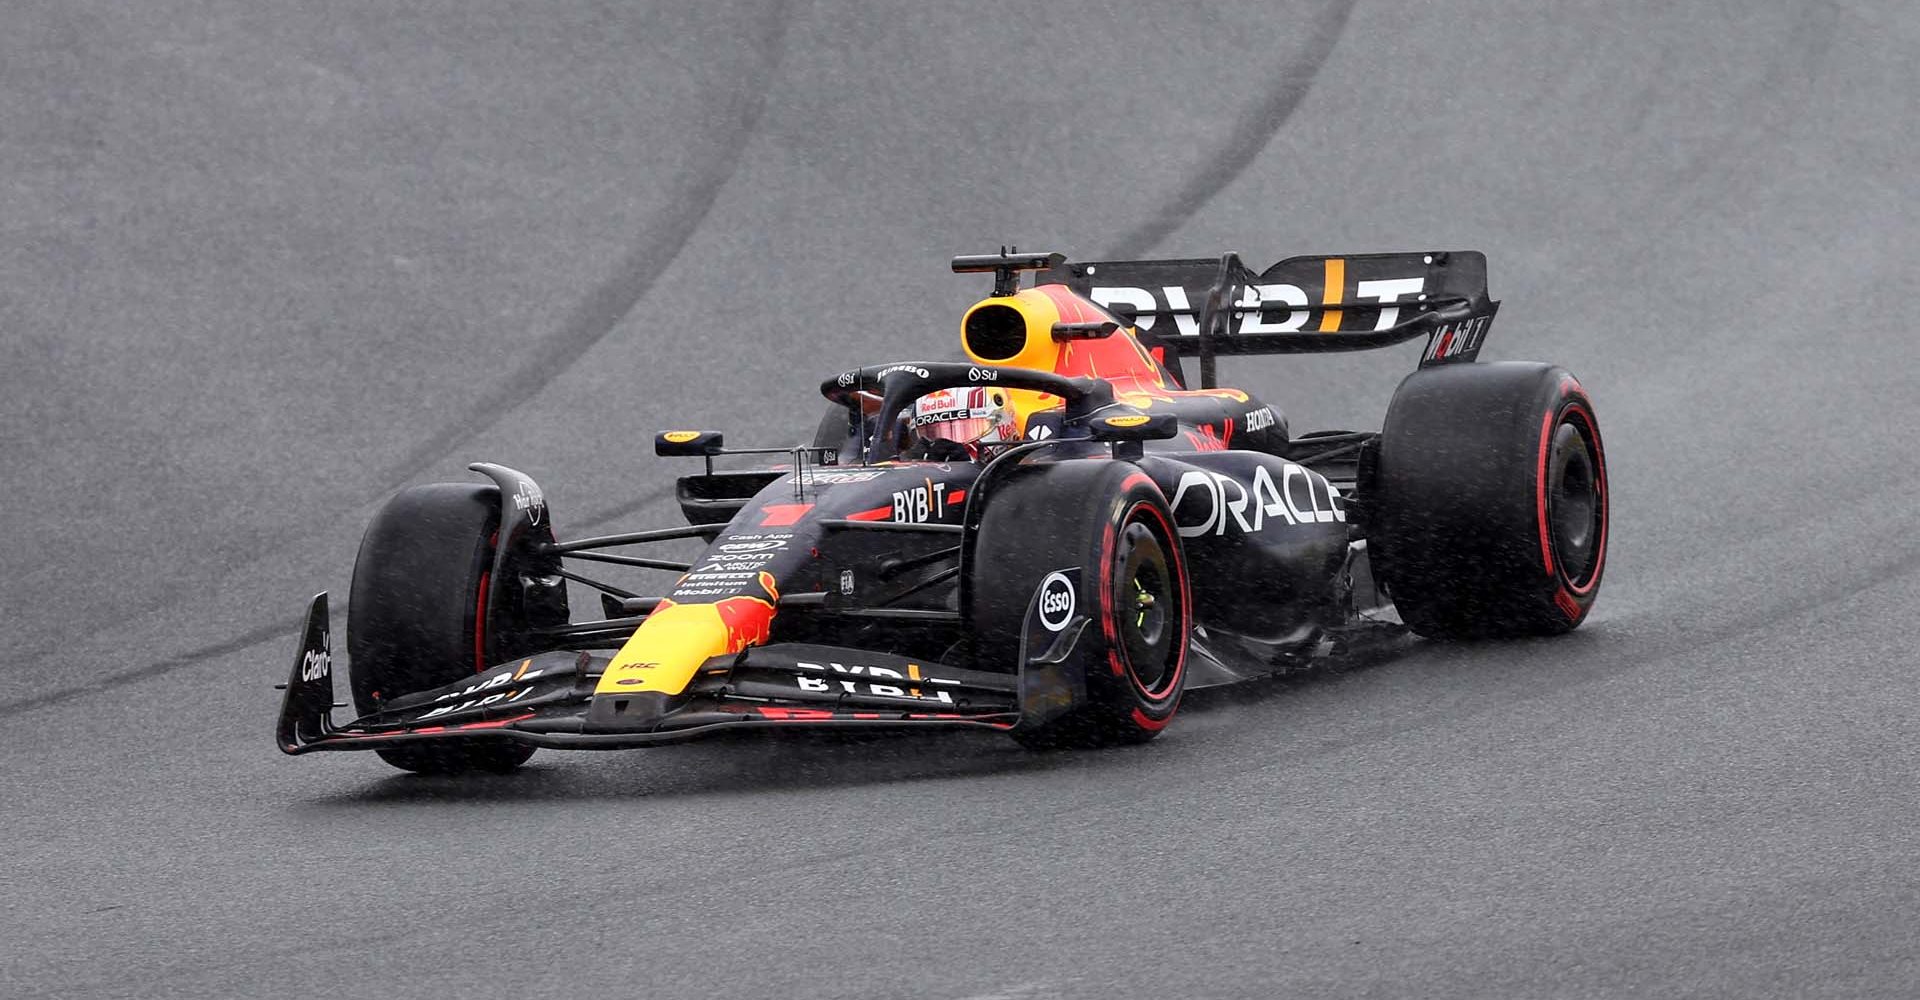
277, 249, 1608, 773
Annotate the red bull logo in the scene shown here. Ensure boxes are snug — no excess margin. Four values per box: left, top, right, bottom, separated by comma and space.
715, 592, 775, 652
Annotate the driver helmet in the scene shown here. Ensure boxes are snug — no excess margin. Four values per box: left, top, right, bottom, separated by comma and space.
910, 387, 1018, 450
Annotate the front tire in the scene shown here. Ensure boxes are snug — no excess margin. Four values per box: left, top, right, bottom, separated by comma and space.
1370, 362, 1609, 637
348, 483, 538, 774
969, 461, 1192, 748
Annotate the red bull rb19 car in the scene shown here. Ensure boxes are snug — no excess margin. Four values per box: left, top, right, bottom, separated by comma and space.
276, 249, 1609, 773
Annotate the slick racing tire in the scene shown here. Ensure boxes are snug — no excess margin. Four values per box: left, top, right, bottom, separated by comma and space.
349, 483, 542, 774
1370, 362, 1608, 637
969, 461, 1192, 748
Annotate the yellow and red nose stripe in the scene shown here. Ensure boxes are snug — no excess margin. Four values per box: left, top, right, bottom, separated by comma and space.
595, 578, 778, 697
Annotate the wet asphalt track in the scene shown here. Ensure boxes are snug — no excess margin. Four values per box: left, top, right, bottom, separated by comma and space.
4, 2, 1918, 997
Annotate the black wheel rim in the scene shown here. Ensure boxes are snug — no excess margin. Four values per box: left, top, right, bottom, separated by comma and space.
1116, 518, 1174, 693
1548, 419, 1599, 584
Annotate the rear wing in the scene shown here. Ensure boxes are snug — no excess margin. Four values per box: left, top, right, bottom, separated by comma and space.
1037, 251, 1497, 387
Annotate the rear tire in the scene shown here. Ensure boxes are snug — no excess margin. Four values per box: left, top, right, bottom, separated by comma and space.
969, 461, 1191, 748
348, 483, 538, 774
1370, 362, 1609, 637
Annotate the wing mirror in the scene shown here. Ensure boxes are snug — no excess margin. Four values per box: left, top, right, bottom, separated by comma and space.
655, 430, 725, 456
1085, 411, 1178, 442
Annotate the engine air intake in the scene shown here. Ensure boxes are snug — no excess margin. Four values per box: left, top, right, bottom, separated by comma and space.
964, 303, 1027, 361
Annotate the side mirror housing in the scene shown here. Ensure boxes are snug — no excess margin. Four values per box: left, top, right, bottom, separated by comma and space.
655, 430, 725, 456
1085, 411, 1178, 442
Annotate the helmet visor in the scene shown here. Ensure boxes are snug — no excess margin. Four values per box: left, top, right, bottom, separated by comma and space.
918, 416, 996, 444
